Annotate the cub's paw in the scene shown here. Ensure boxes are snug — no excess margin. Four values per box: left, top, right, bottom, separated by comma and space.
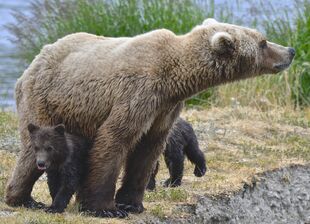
87, 209, 128, 218
164, 178, 181, 187
194, 165, 207, 177
44, 206, 64, 214
146, 180, 156, 191
23, 198, 46, 209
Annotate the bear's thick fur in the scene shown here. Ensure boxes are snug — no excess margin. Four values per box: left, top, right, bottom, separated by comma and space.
146, 118, 206, 190
6, 19, 295, 218
26, 124, 97, 214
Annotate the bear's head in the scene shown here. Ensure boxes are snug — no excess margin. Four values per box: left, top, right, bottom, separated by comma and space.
188, 18, 295, 84
27, 123, 68, 171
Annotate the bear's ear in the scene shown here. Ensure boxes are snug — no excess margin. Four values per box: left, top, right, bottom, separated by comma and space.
210, 32, 235, 55
54, 124, 65, 135
28, 123, 39, 134
202, 18, 218, 26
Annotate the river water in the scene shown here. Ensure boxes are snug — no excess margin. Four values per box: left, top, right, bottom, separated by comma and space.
0, 0, 296, 111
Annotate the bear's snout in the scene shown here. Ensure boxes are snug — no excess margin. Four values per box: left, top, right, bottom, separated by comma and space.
37, 161, 47, 170
288, 47, 296, 58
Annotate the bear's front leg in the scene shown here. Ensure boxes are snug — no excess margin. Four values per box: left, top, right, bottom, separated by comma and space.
45, 168, 74, 213
5, 139, 45, 209
146, 161, 159, 191
78, 104, 151, 218
116, 102, 183, 213
47, 171, 61, 201
45, 184, 75, 214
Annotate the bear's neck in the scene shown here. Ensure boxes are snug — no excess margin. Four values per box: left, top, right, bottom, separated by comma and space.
164, 37, 229, 101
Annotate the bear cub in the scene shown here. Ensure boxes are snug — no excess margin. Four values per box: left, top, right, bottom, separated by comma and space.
147, 118, 206, 190
27, 123, 90, 213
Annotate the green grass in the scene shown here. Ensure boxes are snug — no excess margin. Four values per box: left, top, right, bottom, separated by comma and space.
211, 0, 310, 108
6, 0, 205, 65
5, 0, 310, 107
145, 188, 188, 202
0, 112, 18, 136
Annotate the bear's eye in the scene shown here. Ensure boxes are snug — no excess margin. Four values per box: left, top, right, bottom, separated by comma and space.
34, 146, 39, 151
259, 40, 267, 49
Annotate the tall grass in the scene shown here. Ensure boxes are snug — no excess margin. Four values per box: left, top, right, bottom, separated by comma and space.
213, 0, 310, 108
6, 0, 310, 108
6, 0, 206, 65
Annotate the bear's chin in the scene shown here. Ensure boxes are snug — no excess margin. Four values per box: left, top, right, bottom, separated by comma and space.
37, 166, 47, 171
273, 63, 291, 71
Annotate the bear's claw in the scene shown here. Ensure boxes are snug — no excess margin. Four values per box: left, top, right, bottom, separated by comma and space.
164, 178, 181, 187
23, 198, 46, 209
116, 203, 144, 214
44, 206, 64, 213
86, 209, 128, 218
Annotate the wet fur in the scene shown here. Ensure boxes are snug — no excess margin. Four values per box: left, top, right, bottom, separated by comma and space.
28, 125, 90, 213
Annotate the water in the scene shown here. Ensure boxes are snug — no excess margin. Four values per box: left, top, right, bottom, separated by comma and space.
0, 0, 296, 111
0, 0, 29, 111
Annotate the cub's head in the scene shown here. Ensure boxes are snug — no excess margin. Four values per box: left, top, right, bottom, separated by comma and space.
190, 18, 295, 83
27, 123, 67, 171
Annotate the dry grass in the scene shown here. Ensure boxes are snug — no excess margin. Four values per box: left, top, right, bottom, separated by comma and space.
0, 106, 309, 223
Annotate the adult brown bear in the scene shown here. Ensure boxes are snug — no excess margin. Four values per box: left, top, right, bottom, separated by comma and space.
6, 18, 295, 218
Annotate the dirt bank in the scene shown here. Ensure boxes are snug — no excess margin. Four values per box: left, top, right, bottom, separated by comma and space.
165, 164, 310, 224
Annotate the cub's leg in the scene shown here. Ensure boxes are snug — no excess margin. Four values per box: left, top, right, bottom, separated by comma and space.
163, 144, 185, 187
45, 167, 77, 213
46, 171, 61, 203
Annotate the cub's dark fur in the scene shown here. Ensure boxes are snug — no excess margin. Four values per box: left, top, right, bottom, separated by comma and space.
28, 123, 90, 213
147, 118, 206, 190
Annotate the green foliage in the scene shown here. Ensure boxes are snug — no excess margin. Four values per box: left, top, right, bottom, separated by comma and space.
145, 187, 188, 202
5, 0, 310, 108
263, 0, 310, 107
6, 0, 205, 65
186, 90, 214, 107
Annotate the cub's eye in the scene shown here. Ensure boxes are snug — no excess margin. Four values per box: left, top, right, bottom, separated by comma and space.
259, 40, 267, 49
46, 146, 54, 151
34, 146, 39, 151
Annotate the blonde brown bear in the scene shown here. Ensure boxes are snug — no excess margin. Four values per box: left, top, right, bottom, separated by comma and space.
6, 19, 295, 218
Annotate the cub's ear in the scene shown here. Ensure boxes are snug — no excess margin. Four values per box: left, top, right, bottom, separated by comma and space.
54, 124, 65, 135
202, 18, 218, 26
28, 123, 39, 134
210, 32, 235, 55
